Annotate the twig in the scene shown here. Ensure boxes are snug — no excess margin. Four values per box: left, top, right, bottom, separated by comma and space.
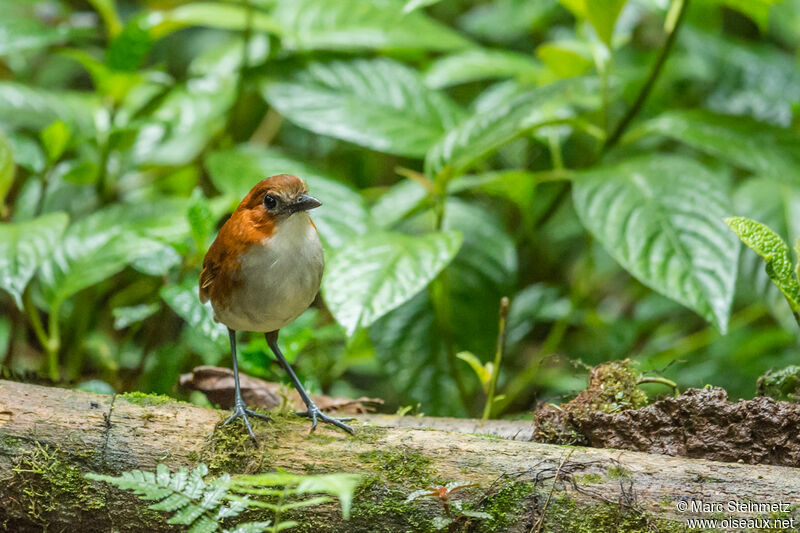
531, 449, 573, 533
601, 0, 690, 154
483, 297, 510, 420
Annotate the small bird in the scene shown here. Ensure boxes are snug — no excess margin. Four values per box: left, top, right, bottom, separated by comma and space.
199, 174, 354, 438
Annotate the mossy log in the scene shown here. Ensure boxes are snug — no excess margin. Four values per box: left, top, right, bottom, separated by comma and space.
1, 380, 799, 532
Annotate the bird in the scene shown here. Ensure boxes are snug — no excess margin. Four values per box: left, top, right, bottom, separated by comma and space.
199, 173, 354, 439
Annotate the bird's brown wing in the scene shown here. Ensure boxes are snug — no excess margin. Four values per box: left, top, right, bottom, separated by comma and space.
199, 255, 217, 304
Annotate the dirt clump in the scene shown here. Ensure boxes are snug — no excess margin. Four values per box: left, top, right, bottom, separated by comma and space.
535, 364, 800, 467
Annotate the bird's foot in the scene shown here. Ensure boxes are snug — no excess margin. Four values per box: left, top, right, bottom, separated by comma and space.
224, 402, 272, 440
295, 405, 355, 435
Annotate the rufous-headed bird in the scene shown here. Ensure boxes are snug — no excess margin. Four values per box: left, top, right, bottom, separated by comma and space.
199, 174, 354, 439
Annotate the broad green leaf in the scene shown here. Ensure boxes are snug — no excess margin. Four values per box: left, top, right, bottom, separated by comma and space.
506, 283, 572, 345
6, 133, 45, 173
725, 216, 800, 312
107, 21, 153, 71
130, 78, 235, 166
189, 34, 270, 79
37, 216, 166, 306
536, 41, 593, 79
61, 49, 144, 104
161, 278, 227, 350
635, 110, 800, 185
205, 145, 370, 249
144, 3, 282, 39
573, 155, 739, 331
113, 303, 161, 330
459, 0, 559, 44
370, 180, 430, 229
584, 0, 627, 46
40, 121, 71, 163
322, 230, 462, 335
425, 78, 598, 176
0, 213, 68, 308
678, 28, 800, 127
270, 0, 470, 52
700, 0, 782, 30
424, 49, 543, 89
0, 132, 14, 210
403, 0, 442, 12
440, 200, 518, 355
0, 83, 98, 135
262, 58, 464, 158
0, 18, 73, 56
370, 291, 465, 416
733, 178, 800, 310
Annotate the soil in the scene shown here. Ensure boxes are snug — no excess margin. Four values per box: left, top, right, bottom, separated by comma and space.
534, 362, 800, 468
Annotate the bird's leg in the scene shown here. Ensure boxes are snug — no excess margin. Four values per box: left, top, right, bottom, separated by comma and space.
265, 331, 354, 434
224, 328, 271, 439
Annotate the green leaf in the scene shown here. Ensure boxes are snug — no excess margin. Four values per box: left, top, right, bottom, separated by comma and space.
732, 178, 800, 313
144, 3, 282, 39
0, 83, 99, 135
88, 0, 123, 37
572, 155, 739, 331
61, 48, 143, 104
699, 0, 782, 30
403, 0, 442, 13
322, 231, 462, 335
425, 78, 597, 176
37, 212, 167, 306
370, 292, 463, 416
584, 0, 627, 46
635, 110, 800, 185
161, 278, 227, 351
295, 473, 362, 519
536, 41, 593, 79
40, 121, 71, 163
270, 0, 470, 52
0, 213, 68, 308
0, 132, 14, 211
113, 303, 161, 330
424, 49, 543, 89
459, 0, 559, 44
107, 21, 153, 71
262, 58, 464, 158
0, 17, 73, 56
456, 351, 492, 388
131, 78, 235, 166
725, 216, 800, 312
205, 145, 370, 249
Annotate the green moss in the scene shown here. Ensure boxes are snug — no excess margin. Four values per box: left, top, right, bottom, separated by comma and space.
543, 496, 689, 533
574, 473, 603, 484
351, 423, 388, 443
348, 476, 441, 533
7, 442, 105, 526
757, 365, 800, 401
118, 391, 176, 406
358, 447, 437, 486
198, 421, 275, 475
534, 359, 648, 445
607, 465, 631, 479
477, 481, 534, 532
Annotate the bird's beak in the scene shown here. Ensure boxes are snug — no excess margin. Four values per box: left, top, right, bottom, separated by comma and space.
291, 194, 322, 213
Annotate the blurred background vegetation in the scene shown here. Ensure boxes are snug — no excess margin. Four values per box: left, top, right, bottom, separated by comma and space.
1, 0, 799, 419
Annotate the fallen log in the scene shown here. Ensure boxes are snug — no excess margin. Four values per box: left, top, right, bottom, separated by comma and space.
1, 380, 798, 532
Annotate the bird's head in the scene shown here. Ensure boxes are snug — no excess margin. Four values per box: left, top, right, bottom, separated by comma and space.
236, 174, 321, 226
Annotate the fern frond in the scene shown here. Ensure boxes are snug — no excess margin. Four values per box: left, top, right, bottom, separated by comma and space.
86, 464, 253, 532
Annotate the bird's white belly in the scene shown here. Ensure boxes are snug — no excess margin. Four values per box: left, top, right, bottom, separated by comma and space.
214, 214, 323, 332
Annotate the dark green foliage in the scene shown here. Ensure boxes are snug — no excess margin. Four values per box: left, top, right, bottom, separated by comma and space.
1, 0, 799, 420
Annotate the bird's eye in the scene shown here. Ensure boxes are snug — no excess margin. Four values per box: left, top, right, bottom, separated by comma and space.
263, 194, 278, 210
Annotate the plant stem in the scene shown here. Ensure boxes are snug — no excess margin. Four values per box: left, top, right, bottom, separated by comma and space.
637, 376, 679, 395
601, 0, 690, 154
34, 165, 52, 217
494, 315, 569, 415
23, 291, 61, 382
483, 297, 509, 420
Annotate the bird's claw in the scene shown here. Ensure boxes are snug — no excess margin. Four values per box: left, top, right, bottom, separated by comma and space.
224, 402, 272, 440
295, 407, 355, 434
